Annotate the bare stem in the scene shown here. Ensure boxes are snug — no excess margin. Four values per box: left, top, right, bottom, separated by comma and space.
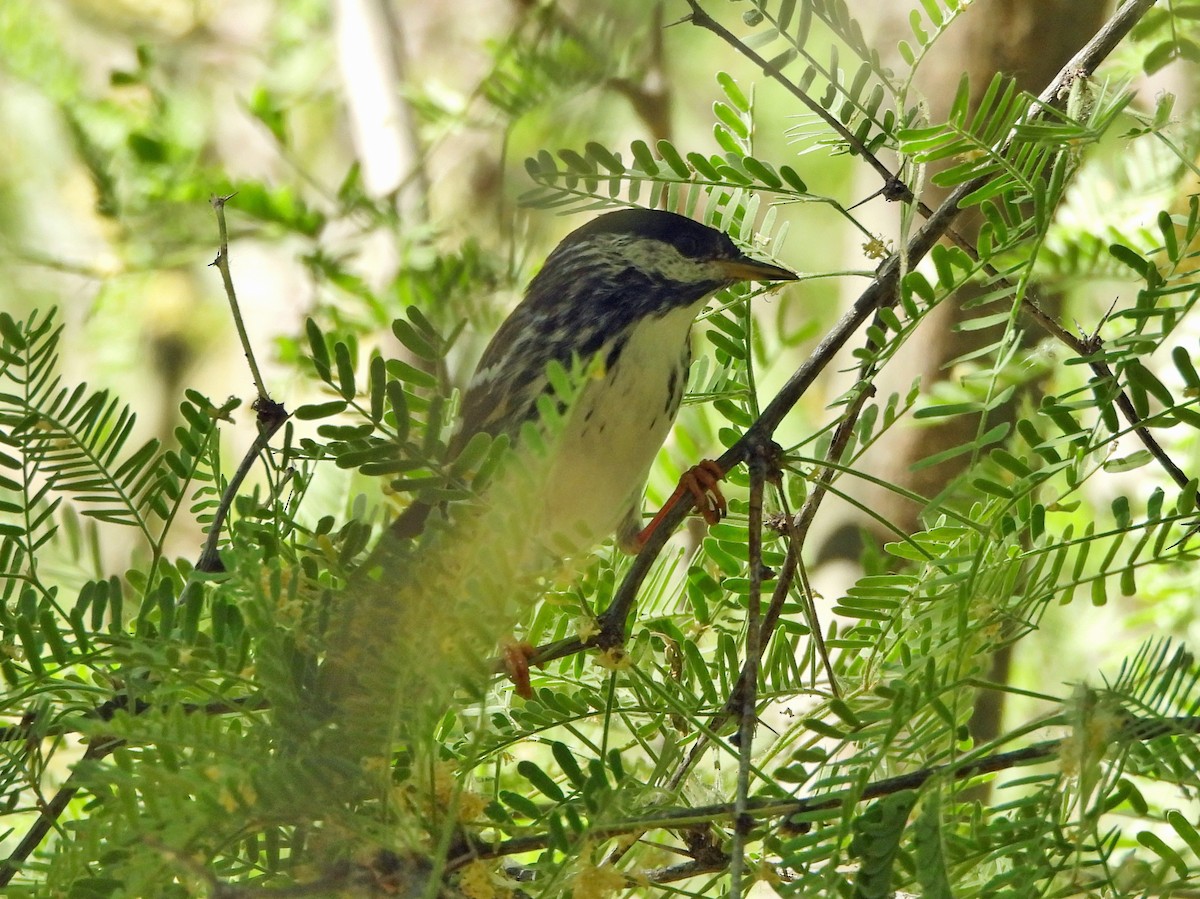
210, 194, 270, 403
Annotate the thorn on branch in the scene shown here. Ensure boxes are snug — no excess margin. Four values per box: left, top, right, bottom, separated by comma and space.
882, 176, 911, 202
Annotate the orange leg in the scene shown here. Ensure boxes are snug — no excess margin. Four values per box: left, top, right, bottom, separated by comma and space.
634, 459, 727, 550
502, 640, 539, 699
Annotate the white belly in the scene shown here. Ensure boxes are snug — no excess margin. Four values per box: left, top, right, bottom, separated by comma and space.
539, 302, 703, 551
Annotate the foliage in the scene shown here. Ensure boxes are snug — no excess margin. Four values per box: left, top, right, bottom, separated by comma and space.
3, 0, 1200, 897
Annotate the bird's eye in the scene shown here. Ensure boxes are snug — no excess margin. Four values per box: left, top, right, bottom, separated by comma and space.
675, 235, 702, 258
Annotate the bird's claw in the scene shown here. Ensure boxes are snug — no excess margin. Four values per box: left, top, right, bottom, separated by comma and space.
634, 459, 727, 549
503, 640, 539, 699
683, 459, 728, 525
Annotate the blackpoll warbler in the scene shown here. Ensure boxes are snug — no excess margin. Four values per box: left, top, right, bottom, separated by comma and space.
393, 208, 797, 552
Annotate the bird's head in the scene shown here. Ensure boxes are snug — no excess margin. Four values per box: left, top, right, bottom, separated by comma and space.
529, 208, 798, 320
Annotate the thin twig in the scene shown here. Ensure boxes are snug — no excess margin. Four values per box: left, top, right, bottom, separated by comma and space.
192, 399, 289, 575
775, 381, 875, 683
1088, 350, 1191, 489
193, 200, 291, 575
209, 194, 270, 402
730, 437, 771, 897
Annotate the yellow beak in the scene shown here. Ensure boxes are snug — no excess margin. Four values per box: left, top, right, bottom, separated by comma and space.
716, 254, 799, 283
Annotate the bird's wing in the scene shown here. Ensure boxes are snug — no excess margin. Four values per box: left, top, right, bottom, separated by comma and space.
453, 369, 538, 449
450, 282, 621, 454
389, 325, 543, 541
450, 306, 554, 454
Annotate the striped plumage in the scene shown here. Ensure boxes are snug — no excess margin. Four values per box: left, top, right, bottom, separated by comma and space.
392, 208, 797, 552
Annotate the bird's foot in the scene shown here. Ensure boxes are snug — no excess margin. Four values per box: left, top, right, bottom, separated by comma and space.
502, 640, 539, 699
633, 459, 727, 550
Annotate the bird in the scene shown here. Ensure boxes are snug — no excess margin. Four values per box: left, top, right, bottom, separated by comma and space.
390, 207, 797, 555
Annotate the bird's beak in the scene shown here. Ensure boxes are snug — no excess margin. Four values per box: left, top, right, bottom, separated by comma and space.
716, 253, 798, 283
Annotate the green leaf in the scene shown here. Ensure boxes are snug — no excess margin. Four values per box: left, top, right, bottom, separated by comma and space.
1167, 810, 1200, 862
657, 140, 690, 177
713, 101, 749, 139
1124, 359, 1175, 408
779, 165, 807, 192
499, 790, 542, 820
973, 478, 1013, 498
919, 0, 944, 27
551, 742, 587, 789
913, 791, 954, 899
630, 139, 658, 174
686, 152, 720, 180
368, 355, 386, 424
0, 313, 27, 349
1103, 451, 1152, 473
387, 381, 410, 444
40, 609, 69, 665
388, 360, 438, 389
827, 699, 862, 728
1112, 495, 1132, 529
1137, 829, 1188, 877
1172, 346, 1200, 390
717, 71, 749, 111
706, 328, 744, 360
231, 181, 324, 236
392, 319, 438, 361
518, 760, 565, 802
1109, 243, 1148, 276
742, 156, 783, 189
714, 124, 742, 155
1159, 209, 1179, 260
248, 86, 288, 145
850, 791, 918, 899
448, 431, 493, 479
776, 0, 797, 32
306, 321, 330, 381
585, 141, 624, 173
1180, 479, 1199, 514
472, 434, 511, 489
15, 614, 43, 677
333, 342, 357, 400
803, 717, 848, 740
913, 401, 981, 419
294, 400, 347, 421
991, 449, 1032, 478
